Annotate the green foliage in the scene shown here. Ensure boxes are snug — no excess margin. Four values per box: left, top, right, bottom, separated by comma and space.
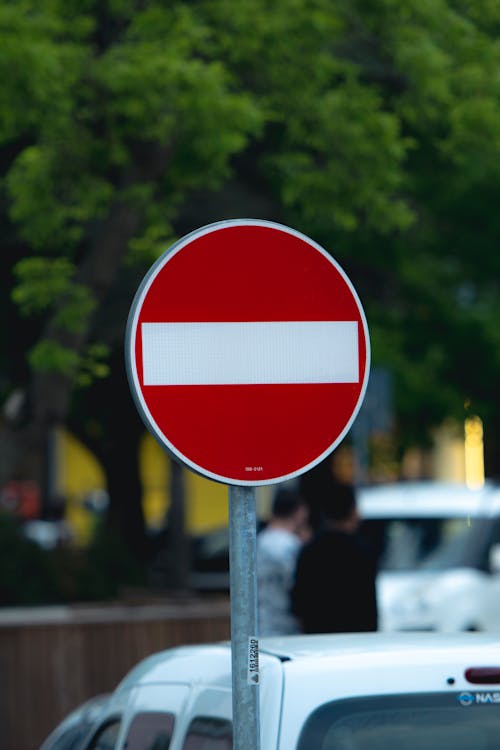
27, 340, 111, 381
53, 286, 96, 334
13, 258, 98, 375
268, 79, 414, 233
3, 0, 500, 456
77, 344, 111, 387
13, 258, 76, 315
0, 1, 90, 144
12, 258, 95, 331
28, 339, 81, 374
6, 145, 113, 251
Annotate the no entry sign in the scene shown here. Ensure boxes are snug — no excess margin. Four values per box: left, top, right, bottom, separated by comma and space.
126, 219, 370, 485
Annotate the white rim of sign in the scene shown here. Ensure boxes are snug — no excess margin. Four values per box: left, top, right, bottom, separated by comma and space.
125, 218, 371, 486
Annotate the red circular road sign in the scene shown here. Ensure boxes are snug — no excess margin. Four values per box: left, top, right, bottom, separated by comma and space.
126, 219, 370, 486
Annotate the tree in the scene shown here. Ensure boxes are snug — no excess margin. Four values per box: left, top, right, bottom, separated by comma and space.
340, 0, 500, 463
1, 0, 265, 556
2, 0, 500, 570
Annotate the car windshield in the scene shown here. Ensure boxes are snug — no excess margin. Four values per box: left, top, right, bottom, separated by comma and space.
360, 517, 480, 571
297, 693, 500, 750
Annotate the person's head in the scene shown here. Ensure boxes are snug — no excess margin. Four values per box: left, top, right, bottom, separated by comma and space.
320, 481, 359, 532
270, 488, 308, 534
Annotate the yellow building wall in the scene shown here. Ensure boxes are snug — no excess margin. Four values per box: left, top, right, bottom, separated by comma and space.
139, 433, 229, 532
431, 421, 466, 483
57, 412, 486, 547
57, 429, 230, 544
430, 417, 485, 487
185, 470, 228, 533
55, 428, 107, 545
139, 433, 171, 530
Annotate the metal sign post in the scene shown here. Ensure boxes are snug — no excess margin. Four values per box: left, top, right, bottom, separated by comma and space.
229, 485, 260, 750
125, 218, 371, 750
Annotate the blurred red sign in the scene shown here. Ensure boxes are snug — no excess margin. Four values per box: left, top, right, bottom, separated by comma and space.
1, 480, 40, 519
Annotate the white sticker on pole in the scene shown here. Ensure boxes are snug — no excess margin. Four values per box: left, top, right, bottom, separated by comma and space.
247, 637, 260, 685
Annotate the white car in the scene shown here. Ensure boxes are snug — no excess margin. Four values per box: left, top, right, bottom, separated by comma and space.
358, 481, 500, 632
40, 632, 500, 749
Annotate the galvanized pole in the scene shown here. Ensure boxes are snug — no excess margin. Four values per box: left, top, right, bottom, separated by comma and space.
228, 485, 261, 750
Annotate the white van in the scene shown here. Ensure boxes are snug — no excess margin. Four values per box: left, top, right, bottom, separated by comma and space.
358, 481, 500, 632
40, 632, 500, 750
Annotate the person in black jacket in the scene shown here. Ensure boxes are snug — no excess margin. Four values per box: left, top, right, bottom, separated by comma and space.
291, 480, 378, 634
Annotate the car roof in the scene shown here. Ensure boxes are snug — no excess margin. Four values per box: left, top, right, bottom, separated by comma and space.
115, 643, 235, 691
115, 632, 500, 690
357, 480, 500, 518
260, 632, 500, 665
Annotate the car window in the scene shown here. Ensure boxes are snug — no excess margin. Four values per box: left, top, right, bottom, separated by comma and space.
181, 716, 232, 749
361, 518, 478, 571
124, 711, 174, 749
86, 719, 121, 750
297, 693, 500, 750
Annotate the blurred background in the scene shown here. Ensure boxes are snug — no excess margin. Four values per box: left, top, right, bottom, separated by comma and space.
4, 3, 500, 746
1, 0, 499, 604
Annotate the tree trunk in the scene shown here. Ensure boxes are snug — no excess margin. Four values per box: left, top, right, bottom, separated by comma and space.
0, 144, 173, 502
148, 459, 191, 592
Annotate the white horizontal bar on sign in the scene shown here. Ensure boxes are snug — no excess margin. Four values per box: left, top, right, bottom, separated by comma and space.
142, 321, 359, 386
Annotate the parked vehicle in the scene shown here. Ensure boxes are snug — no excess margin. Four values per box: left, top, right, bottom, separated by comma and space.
358, 481, 500, 632
40, 632, 500, 749
39, 694, 110, 750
